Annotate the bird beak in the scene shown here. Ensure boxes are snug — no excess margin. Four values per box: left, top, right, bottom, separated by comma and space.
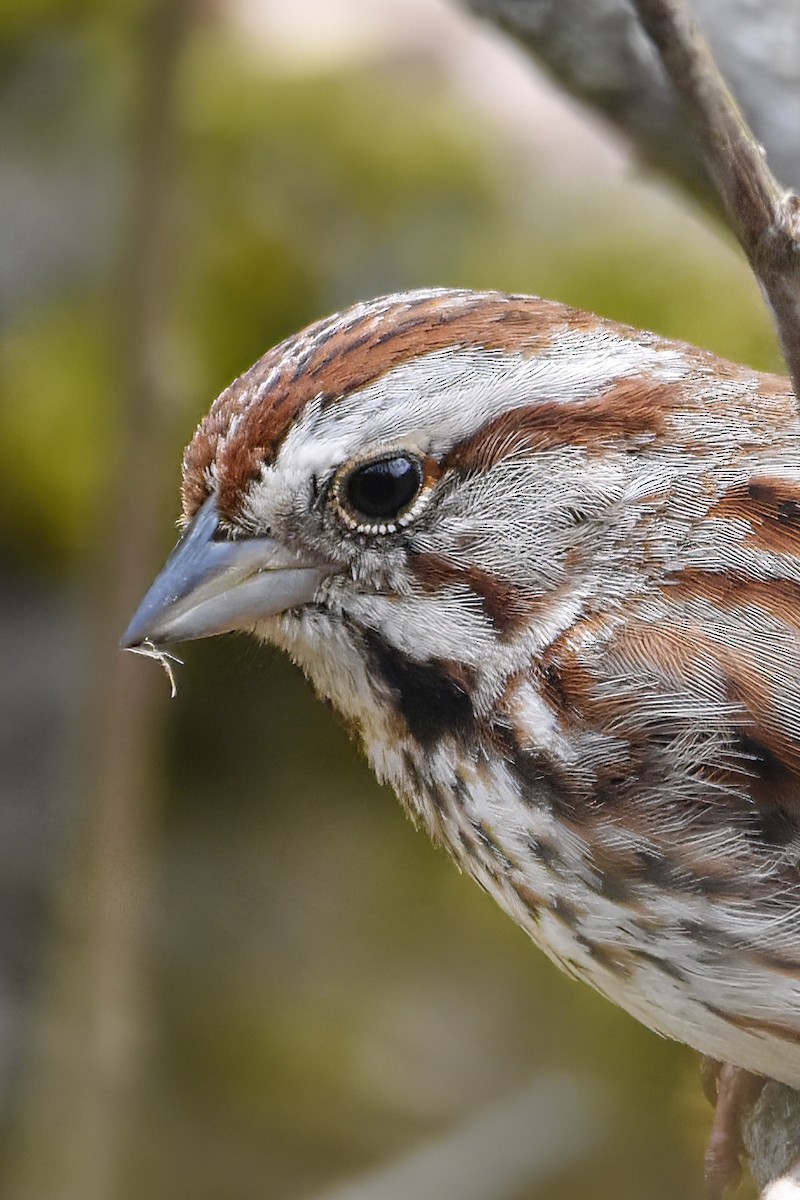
121, 495, 333, 648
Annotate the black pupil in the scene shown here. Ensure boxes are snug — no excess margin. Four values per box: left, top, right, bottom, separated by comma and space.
345, 455, 421, 521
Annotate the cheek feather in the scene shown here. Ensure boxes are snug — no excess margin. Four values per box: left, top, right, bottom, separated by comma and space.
408, 551, 536, 635
344, 589, 496, 667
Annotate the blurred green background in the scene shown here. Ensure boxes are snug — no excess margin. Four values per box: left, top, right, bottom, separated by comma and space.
0, 2, 782, 1198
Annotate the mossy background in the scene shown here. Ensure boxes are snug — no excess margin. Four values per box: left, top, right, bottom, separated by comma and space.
0, 2, 781, 1198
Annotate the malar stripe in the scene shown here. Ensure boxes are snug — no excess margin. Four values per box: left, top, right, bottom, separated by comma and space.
361, 627, 475, 747
443, 375, 677, 475
408, 551, 532, 634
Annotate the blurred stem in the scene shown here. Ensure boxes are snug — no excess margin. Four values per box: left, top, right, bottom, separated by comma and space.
6, 2, 195, 1197
309, 1074, 605, 1200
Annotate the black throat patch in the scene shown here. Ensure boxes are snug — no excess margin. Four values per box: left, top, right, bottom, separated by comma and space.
363, 628, 474, 747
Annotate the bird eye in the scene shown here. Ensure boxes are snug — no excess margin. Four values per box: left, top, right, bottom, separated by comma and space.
337, 454, 424, 530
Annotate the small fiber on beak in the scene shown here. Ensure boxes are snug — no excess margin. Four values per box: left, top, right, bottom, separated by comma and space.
125, 639, 184, 698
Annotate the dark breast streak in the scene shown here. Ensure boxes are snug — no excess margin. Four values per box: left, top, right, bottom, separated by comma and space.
536, 599, 800, 869
362, 628, 475, 748
711, 477, 800, 556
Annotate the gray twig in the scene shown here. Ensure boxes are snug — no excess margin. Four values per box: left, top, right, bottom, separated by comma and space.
459, 0, 800, 209
630, 0, 800, 398
743, 1082, 800, 1198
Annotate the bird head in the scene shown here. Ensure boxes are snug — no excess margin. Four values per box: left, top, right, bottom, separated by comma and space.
122, 287, 691, 751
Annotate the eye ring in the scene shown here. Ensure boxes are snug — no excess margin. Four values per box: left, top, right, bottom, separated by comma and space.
331, 452, 436, 534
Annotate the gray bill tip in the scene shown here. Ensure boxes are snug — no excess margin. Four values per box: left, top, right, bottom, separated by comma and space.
120, 602, 174, 651
121, 495, 334, 650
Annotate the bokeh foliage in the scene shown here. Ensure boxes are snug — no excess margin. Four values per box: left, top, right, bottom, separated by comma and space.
0, 1, 778, 1198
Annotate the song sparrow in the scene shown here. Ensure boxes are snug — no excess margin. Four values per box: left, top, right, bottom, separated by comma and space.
123, 288, 800, 1116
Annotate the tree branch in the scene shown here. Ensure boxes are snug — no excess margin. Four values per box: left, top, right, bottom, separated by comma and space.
630, 0, 800, 399
458, 1, 800, 209
743, 1082, 800, 1199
